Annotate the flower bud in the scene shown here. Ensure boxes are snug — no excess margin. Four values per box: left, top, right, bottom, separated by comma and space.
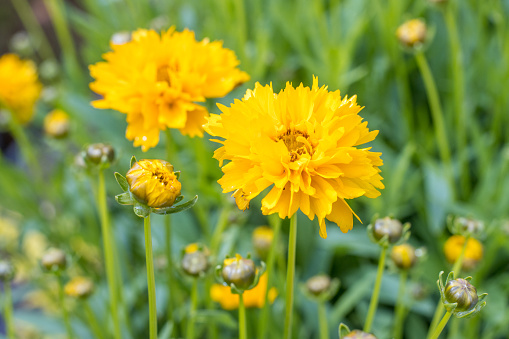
0, 260, 15, 282
85, 143, 115, 166
344, 330, 378, 339
44, 109, 70, 139
396, 19, 427, 48
41, 248, 67, 272
252, 226, 274, 259
221, 254, 256, 290
306, 275, 331, 296
390, 244, 417, 270
445, 278, 478, 312
111, 31, 132, 45
443, 235, 483, 271
64, 276, 94, 299
182, 243, 210, 277
373, 217, 403, 244
126, 159, 182, 208
455, 217, 484, 235
9, 32, 32, 57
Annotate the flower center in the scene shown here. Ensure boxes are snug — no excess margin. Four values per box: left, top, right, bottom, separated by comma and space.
152, 169, 174, 187
157, 65, 171, 84
277, 129, 313, 161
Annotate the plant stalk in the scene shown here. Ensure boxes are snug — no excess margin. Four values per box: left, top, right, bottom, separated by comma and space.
4, 281, 15, 339
429, 312, 452, 339
58, 274, 73, 339
239, 293, 247, 339
393, 270, 409, 339
318, 301, 329, 339
144, 214, 158, 339
283, 215, 298, 339
186, 279, 198, 339
364, 245, 388, 333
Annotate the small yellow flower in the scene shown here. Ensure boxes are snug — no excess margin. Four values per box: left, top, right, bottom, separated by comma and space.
126, 159, 182, 208
396, 19, 427, 47
185, 243, 200, 254
204, 77, 384, 238
89, 28, 249, 151
0, 54, 42, 124
44, 109, 70, 139
390, 244, 417, 270
444, 235, 483, 270
64, 276, 94, 299
210, 272, 277, 310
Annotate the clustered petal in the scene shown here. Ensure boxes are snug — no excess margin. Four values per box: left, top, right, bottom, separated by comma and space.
204, 77, 384, 238
89, 28, 250, 151
0, 54, 42, 124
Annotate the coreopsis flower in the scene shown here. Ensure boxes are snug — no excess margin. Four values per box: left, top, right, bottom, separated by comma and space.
444, 235, 483, 270
396, 19, 427, 48
44, 109, 70, 139
89, 28, 249, 151
204, 77, 384, 238
64, 276, 94, 299
390, 244, 417, 270
0, 54, 42, 124
210, 272, 277, 310
126, 159, 182, 208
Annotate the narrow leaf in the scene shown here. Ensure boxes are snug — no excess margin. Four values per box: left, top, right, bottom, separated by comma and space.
114, 172, 129, 192
130, 155, 137, 168
115, 192, 133, 205
152, 195, 198, 215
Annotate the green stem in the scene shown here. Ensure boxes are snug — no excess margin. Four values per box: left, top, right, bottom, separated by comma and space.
210, 206, 231, 255
9, 0, 55, 60
97, 169, 122, 339
58, 274, 73, 339
415, 51, 455, 198
233, 0, 248, 66
84, 301, 106, 339
427, 234, 470, 338
4, 281, 15, 339
144, 214, 158, 339
186, 279, 198, 339
283, 215, 298, 339
444, 3, 469, 198
165, 216, 174, 323
239, 293, 247, 339
43, 0, 83, 85
393, 270, 409, 339
429, 312, 452, 339
318, 301, 329, 339
364, 245, 388, 333
258, 217, 282, 339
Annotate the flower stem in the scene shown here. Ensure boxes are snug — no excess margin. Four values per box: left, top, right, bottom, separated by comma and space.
258, 216, 282, 339
318, 301, 329, 339
283, 215, 298, 339
57, 274, 73, 339
393, 270, 408, 339
239, 293, 247, 339
364, 245, 388, 333
144, 214, 158, 339
186, 279, 198, 339
165, 216, 174, 324
429, 312, 452, 339
97, 169, 122, 339
414, 51, 455, 198
4, 281, 15, 339
427, 234, 469, 338
84, 300, 106, 339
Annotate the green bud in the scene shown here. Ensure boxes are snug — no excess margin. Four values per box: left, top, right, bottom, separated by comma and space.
306, 275, 331, 296
221, 255, 256, 290
182, 251, 209, 277
344, 330, 378, 339
445, 278, 478, 312
373, 217, 403, 244
0, 260, 15, 282
41, 248, 67, 272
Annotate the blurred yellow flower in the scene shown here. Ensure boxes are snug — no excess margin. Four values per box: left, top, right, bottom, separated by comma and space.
396, 19, 427, 48
0, 216, 20, 251
64, 276, 94, 299
44, 109, 70, 139
0, 54, 42, 124
204, 77, 384, 238
126, 159, 182, 208
444, 235, 483, 270
210, 272, 277, 310
89, 28, 249, 151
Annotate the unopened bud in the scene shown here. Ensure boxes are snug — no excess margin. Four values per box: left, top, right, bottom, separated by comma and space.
252, 226, 274, 259
182, 243, 209, 277
306, 275, 331, 296
0, 260, 15, 282
373, 217, 403, 244
221, 254, 256, 290
64, 276, 94, 299
396, 19, 427, 48
445, 278, 478, 312
44, 109, 70, 139
391, 244, 417, 270
41, 248, 67, 272
344, 330, 378, 339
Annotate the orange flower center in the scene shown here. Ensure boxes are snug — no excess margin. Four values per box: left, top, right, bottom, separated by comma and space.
151, 169, 175, 186
157, 65, 171, 84
277, 129, 314, 161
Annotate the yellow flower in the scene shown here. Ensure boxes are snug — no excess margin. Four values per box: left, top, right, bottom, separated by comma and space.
396, 19, 427, 48
390, 244, 417, 270
64, 276, 94, 299
210, 272, 277, 310
89, 28, 250, 151
0, 54, 42, 124
126, 159, 182, 208
204, 77, 384, 238
444, 235, 483, 270
44, 109, 70, 139
252, 226, 274, 258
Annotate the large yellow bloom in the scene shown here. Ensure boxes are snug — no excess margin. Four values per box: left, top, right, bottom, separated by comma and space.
0, 54, 42, 124
89, 28, 249, 151
204, 77, 384, 238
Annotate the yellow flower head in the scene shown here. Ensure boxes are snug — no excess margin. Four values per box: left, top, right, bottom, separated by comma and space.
252, 226, 274, 258
64, 276, 94, 299
0, 54, 42, 124
126, 159, 182, 208
444, 235, 483, 270
204, 77, 384, 238
210, 272, 277, 310
396, 19, 427, 48
44, 109, 70, 139
390, 244, 417, 270
89, 28, 250, 151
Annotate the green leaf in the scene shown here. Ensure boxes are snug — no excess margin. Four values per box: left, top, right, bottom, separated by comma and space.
114, 172, 129, 192
158, 321, 174, 339
131, 155, 137, 168
134, 203, 150, 218
115, 192, 133, 205
174, 171, 181, 180
152, 195, 198, 215
194, 310, 237, 329
174, 195, 184, 204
